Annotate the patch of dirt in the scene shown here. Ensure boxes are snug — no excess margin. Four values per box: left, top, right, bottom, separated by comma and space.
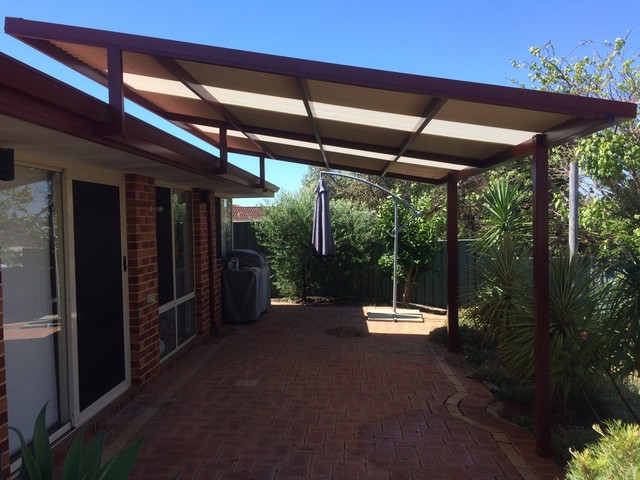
324, 326, 369, 337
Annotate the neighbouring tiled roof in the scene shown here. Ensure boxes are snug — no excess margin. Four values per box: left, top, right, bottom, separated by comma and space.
233, 206, 264, 222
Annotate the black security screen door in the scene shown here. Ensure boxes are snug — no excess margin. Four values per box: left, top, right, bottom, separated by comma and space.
73, 180, 125, 411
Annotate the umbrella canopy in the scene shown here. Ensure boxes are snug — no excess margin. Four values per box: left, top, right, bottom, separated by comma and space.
311, 178, 335, 261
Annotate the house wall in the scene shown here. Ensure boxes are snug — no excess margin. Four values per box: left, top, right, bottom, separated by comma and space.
0, 172, 224, 476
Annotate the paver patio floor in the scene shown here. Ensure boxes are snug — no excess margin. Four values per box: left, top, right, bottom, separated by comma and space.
102, 303, 563, 479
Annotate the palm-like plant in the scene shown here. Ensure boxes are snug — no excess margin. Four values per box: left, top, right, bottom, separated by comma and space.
469, 178, 607, 417
467, 235, 531, 340
499, 251, 604, 415
476, 178, 531, 252
602, 253, 640, 379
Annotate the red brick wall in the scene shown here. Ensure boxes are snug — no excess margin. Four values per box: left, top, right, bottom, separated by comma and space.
0, 264, 9, 479
212, 263, 223, 330
211, 199, 224, 331
125, 174, 160, 387
192, 189, 211, 336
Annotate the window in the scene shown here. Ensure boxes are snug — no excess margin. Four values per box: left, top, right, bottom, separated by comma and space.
156, 187, 195, 358
0, 166, 69, 455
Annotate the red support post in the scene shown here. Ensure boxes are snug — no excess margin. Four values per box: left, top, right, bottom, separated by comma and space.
106, 47, 125, 135
217, 127, 228, 174
447, 175, 459, 352
532, 134, 551, 457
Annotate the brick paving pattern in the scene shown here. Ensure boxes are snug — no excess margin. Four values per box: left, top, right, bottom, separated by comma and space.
103, 304, 563, 479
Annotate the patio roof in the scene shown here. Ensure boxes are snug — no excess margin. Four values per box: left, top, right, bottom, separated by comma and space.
5, 17, 637, 184
0, 51, 277, 198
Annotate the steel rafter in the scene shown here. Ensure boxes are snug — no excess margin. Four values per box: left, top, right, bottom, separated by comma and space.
150, 55, 276, 166
381, 97, 447, 177
296, 77, 330, 169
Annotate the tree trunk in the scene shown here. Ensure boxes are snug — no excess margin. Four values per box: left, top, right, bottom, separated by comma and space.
302, 265, 307, 303
402, 265, 418, 307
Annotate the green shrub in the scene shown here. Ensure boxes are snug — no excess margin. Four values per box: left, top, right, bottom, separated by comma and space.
565, 420, 640, 479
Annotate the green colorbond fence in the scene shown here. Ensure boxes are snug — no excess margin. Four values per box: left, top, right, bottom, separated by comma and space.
233, 221, 479, 309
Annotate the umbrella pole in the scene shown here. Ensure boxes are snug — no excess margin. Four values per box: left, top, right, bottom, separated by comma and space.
392, 200, 399, 320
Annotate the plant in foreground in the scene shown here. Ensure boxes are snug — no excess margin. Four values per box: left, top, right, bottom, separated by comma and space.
9, 403, 179, 480
565, 420, 640, 479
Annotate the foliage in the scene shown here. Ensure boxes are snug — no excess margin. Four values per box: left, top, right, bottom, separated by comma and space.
467, 179, 532, 340
375, 190, 445, 306
467, 236, 531, 341
253, 187, 376, 300
8, 404, 175, 480
512, 36, 640, 258
468, 179, 607, 414
0, 184, 53, 267
599, 253, 640, 379
324, 196, 377, 296
565, 421, 640, 479
499, 251, 604, 415
254, 189, 317, 299
476, 178, 531, 251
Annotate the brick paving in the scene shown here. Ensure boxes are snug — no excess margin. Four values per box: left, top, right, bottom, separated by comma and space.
102, 304, 564, 479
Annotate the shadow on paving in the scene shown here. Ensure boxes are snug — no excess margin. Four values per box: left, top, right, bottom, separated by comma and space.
102, 304, 563, 480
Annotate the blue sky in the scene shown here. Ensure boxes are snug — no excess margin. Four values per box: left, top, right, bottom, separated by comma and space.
2, 0, 639, 205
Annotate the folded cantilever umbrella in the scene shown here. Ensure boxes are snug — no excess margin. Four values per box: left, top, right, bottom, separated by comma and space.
311, 177, 335, 261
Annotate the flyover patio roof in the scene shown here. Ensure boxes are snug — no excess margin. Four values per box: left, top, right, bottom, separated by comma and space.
5, 17, 637, 459
5, 17, 637, 184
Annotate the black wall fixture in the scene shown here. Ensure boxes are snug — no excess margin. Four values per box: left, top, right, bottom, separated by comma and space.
0, 148, 15, 181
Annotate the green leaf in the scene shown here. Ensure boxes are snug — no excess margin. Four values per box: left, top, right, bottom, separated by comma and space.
31, 404, 52, 480
8, 426, 41, 480
80, 431, 106, 478
61, 430, 84, 480
88, 437, 143, 480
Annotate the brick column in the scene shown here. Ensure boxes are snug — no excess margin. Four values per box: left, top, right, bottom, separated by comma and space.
210, 198, 224, 331
212, 262, 224, 331
0, 264, 9, 479
192, 189, 211, 337
125, 174, 160, 387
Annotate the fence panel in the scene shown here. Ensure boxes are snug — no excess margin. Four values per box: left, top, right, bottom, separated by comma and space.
233, 222, 478, 307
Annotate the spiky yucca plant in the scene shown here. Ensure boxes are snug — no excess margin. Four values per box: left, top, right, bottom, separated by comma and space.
498, 251, 604, 414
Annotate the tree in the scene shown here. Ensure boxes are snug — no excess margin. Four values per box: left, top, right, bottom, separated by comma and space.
253, 187, 376, 300
375, 190, 445, 307
511, 36, 640, 258
253, 190, 316, 300
511, 36, 640, 413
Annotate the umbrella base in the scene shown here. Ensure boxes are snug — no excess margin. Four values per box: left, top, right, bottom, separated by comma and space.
366, 307, 423, 323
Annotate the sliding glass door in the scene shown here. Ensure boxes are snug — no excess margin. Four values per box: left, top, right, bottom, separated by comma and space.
1, 166, 69, 455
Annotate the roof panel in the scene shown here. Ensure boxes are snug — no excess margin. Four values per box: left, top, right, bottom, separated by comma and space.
179, 60, 301, 99
317, 120, 408, 148
306, 79, 435, 116
410, 133, 506, 160
438, 99, 574, 132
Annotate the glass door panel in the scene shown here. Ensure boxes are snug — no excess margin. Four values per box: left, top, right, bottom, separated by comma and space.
0, 167, 69, 455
